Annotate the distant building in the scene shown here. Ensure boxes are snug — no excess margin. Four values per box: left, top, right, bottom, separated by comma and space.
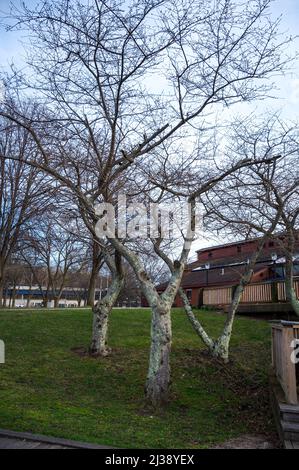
151, 236, 299, 313
2, 285, 108, 309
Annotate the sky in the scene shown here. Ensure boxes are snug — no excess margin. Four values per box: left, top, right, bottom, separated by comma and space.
0, 0, 298, 256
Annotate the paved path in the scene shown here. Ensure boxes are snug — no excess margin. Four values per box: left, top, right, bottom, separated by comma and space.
0, 437, 69, 449
0, 429, 112, 449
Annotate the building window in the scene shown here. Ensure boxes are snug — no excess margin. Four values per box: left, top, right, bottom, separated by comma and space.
220, 268, 225, 275
237, 245, 242, 253
269, 241, 274, 247
208, 252, 213, 258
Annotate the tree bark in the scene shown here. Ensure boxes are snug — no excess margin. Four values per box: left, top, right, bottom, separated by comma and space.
89, 301, 111, 356
0, 278, 3, 309
87, 240, 102, 307
89, 260, 123, 357
87, 272, 97, 308
179, 236, 267, 362
211, 283, 244, 362
179, 287, 215, 351
212, 241, 265, 362
145, 303, 172, 407
11, 281, 17, 308
285, 252, 299, 316
0, 263, 5, 308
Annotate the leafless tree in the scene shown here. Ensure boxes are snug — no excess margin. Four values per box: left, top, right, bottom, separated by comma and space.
21, 217, 86, 307
0, 0, 294, 405
0, 120, 52, 307
205, 117, 299, 316
4, 262, 26, 308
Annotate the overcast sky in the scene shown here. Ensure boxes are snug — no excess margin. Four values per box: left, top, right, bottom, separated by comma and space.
0, 0, 298, 255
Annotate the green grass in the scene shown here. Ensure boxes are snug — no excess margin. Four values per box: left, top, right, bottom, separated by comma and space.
0, 308, 276, 448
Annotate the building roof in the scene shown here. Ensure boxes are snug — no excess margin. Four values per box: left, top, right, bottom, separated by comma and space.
180, 265, 268, 289
196, 237, 259, 254
196, 231, 299, 255
156, 263, 271, 291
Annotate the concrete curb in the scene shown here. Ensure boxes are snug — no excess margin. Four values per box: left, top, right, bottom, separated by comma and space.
0, 428, 114, 449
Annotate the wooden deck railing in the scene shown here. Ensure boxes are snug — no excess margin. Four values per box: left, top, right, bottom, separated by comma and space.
271, 321, 299, 405
203, 286, 232, 305
203, 279, 299, 306
277, 281, 299, 301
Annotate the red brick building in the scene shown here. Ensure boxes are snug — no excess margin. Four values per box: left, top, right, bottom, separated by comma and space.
153, 236, 299, 311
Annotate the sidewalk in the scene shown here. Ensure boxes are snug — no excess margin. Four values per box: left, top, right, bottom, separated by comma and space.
0, 428, 113, 449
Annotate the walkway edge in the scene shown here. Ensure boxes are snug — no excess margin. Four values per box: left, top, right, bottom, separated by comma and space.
0, 428, 114, 449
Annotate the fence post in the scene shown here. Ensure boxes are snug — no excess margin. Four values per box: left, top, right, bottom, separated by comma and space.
271, 281, 278, 303
282, 326, 297, 405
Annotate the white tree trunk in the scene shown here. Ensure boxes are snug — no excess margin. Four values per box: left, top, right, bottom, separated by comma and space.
107, 221, 194, 406
89, 270, 123, 356
180, 239, 266, 362
179, 288, 215, 351
145, 303, 172, 406
212, 284, 244, 362
212, 245, 263, 361
90, 302, 111, 356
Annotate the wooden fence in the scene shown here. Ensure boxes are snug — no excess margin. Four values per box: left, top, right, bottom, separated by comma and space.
203, 287, 232, 306
278, 281, 299, 301
271, 322, 299, 404
241, 283, 272, 303
203, 279, 299, 306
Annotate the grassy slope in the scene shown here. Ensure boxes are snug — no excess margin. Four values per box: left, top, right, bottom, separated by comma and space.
0, 308, 276, 448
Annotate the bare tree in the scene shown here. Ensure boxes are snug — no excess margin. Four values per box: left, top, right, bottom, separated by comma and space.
0, 120, 51, 307
0, 0, 294, 405
22, 217, 85, 307
5, 262, 26, 308
208, 117, 299, 316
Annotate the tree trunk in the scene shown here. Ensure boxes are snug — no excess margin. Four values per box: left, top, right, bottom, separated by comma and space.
89, 270, 123, 356
87, 272, 97, 307
107, 231, 194, 406
145, 303, 172, 407
0, 278, 3, 309
179, 288, 214, 351
27, 283, 32, 308
12, 282, 17, 308
211, 283, 244, 362
2, 285, 7, 308
87, 240, 102, 307
0, 264, 5, 308
212, 246, 262, 362
180, 238, 265, 362
285, 253, 299, 316
89, 301, 111, 356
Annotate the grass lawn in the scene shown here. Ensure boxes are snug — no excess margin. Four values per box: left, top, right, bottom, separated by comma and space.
0, 308, 276, 448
